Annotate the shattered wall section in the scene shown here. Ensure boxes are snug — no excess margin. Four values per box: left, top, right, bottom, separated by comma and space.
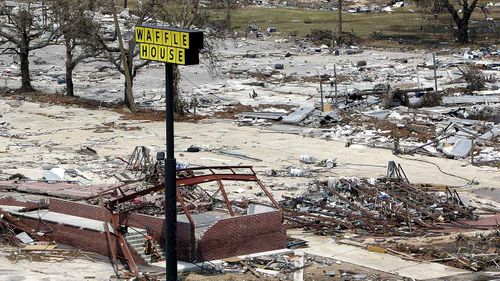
0, 197, 40, 208
47, 198, 194, 260
197, 211, 286, 261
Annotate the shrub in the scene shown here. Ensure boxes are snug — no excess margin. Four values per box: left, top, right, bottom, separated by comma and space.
463, 65, 485, 93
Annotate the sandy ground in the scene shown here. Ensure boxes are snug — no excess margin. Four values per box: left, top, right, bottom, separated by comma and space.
0, 98, 498, 204
0, 246, 116, 281
0, 37, 467, 111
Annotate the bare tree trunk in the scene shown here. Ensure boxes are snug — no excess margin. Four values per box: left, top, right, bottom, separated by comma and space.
112, 3, 136, 112
66, 65, 75, 96
172, 65, 184, 115
457, 22, 469, 44
19, 46, 33, 92
64, 39, 75, 96
442, 0, 478, 44
88, 0, 95, 10
124, 78, 134, 107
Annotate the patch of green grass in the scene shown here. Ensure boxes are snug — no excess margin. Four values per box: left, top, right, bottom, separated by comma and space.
123, 2, 499, 46
232, 5, 500, 46
233, 7, 426, 37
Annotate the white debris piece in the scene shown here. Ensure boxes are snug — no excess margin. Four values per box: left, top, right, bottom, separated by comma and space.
442, 139, 472, 158
43, 168, 66, 181
16, 232, 34, 244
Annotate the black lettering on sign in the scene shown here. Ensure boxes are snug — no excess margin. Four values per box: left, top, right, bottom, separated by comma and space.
163, 30, 171, 46
172, 32, 180, 47
181, 33, 189, 49
135, 27, 144, 42
140, 44, 149, 59
159, 46, 167, 62
168, 47, 175, 63
154, 29, 162, 45
136, 25, 203, 65
150, 45, 158, 60
145, 28, 153, 43
176, 48, 185, 65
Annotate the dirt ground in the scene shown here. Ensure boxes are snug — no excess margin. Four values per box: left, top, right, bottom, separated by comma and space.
182, 261, 402, 281
0, 245, 116, 281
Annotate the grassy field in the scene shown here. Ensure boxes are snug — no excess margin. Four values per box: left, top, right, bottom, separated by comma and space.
231, 5, 499, 46
123, 1, 499, 46
232, 6, 417, 37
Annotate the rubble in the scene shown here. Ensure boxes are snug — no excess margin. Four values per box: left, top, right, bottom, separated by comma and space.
386, 231, 500, 271
0, 3, 498, 280
282, 167, 476, 236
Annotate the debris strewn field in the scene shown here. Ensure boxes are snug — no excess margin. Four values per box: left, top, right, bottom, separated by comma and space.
0, 1, 499, 280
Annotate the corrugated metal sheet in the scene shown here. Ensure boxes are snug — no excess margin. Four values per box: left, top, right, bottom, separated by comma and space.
282, 107, 314, 125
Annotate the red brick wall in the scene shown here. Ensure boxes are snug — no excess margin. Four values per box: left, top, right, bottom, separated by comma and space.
9, 214, 147, 265
197, 211, 286, 261
177, 223, 195, 261
48, 199, 167, 236
0, 197, 40, 208
48, 198, 195, 261
4, 198, 285, 263
49, 198, 108, 221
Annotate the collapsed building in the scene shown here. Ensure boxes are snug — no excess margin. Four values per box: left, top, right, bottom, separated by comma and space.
0, 163, 286, 277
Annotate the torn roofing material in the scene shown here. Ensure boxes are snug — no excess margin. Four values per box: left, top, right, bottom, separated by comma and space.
282, 107, 315, 125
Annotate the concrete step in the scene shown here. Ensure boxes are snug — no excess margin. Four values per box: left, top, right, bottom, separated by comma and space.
127, 238, 148, 244
127, 239, 144, 245
126, 235, 146, 241
124, 231, 165, 264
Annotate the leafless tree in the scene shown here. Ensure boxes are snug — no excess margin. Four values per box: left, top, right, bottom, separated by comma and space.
90, 0, 156, 111
153, 0, 225, 114
0, 1, 59, 92
414, 0, 481, 44
48, 0, 102, 96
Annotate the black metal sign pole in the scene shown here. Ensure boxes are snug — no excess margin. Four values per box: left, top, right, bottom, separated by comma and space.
135, 24, 202, 281
165, 62, 177, 281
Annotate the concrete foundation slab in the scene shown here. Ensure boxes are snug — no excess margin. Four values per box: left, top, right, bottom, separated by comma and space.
289, 230, 468, 280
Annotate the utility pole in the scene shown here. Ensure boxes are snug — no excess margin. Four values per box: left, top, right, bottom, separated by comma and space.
226, 0, 232, 32
338, 0, 343, 34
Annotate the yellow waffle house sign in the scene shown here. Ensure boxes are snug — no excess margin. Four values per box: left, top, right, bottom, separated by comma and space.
135, 25, 203, 65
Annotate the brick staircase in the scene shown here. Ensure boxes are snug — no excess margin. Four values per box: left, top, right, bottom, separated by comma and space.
125, 228, 166, 264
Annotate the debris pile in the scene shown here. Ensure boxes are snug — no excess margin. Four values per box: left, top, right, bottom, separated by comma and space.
6, 243, 83, 263
220, 253, 305, 279
282, 176, 476, 236
389, 231, 500, 271
0, 216, 19, 247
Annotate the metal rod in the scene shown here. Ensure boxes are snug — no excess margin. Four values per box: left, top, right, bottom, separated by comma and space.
165, 63, 177, 281
471, 138, 475, 165
432, 53, 438, 92
416, 66, 420, 88
99, 195, 119, 275
216, 180, 235, 216
319, 73, 324, 112
334, 64, 338, 105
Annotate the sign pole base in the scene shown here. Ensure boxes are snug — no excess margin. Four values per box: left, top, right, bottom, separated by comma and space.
165, 63, 177, 281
